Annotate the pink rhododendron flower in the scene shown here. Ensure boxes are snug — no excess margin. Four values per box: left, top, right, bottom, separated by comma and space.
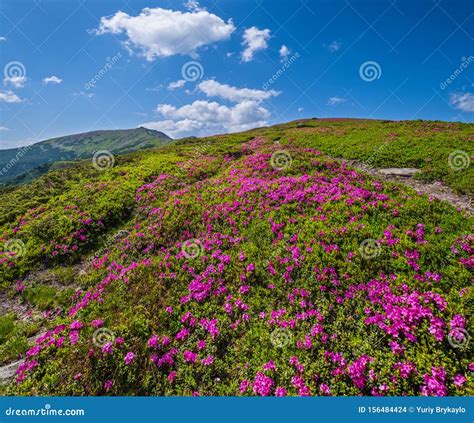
183, 350, 197, 363
124, 352, 135, 365
275, 387, 287, 396
147, 335, 159, 348
320, 383, 331, 395
201, 355, 214, 366
262, 360, 276, 371
102, 342, 113, 355
69, 331, 80, 345
394, 362, 417, 379
253, 372, 274, 396
91, 320, 104, 328
453, 374, 466, 387
239, 379, 250, 394
70, 320, 83, 330
168, 371, 177, 383
421, 366, 447, 396
104, 380, 113, 391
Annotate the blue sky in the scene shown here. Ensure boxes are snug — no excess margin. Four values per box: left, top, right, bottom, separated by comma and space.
0, 0, 473, 148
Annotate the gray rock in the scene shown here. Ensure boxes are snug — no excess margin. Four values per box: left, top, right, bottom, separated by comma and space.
0, 359, 22, 385
377, 168, 421, 177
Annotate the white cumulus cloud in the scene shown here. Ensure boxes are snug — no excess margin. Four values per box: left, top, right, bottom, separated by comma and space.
43, 75, 63, 85
279, 45, 290, 61
198, 80, 279, 102
449, 92, 474, 112
4, 76, 27, 89
241, 27, 271, 62
96, 7, 235, 60
0, 90, 22, 103
168, 79, 187, 90
184, 1, 204, 12
142, 99, 271, 138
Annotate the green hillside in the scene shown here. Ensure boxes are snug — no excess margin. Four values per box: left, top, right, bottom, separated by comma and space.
0, 127, 171, 185
0, 119, 472, 397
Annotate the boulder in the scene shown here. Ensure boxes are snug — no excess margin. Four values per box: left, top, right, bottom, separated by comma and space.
377, 168, 421, 177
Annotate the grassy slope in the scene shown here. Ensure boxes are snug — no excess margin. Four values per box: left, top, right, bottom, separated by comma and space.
270, 119, 473, 194
0, 119, 472, 396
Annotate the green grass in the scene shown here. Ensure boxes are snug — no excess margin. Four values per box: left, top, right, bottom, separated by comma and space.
22, 285, 74, 311
263, 119, 473, 194
0, 314, 40, 363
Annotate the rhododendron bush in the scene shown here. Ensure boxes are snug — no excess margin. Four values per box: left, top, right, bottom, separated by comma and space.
0, 121, 472, 397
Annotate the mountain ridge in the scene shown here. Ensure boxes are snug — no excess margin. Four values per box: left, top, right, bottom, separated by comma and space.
0, 127, 172, 185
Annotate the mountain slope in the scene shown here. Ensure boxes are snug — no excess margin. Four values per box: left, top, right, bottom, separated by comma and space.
0, 127, 171, 185
0, 119, 472, 396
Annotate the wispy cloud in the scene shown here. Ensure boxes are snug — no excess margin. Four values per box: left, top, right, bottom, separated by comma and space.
449, 92, 474, 112
279, 45, 290, 61
168, 80, 187, 90
43, 75, 63, 85
198, 80, 279, 102
241, 27, 271, 62
4, 76, 27, 89
184, 1, 205, 12
327, 41, 342, 52
328, 96, 346, 106
73, 91, 94, 99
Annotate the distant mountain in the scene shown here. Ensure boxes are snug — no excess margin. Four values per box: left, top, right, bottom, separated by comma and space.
0, 127, 172, 185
